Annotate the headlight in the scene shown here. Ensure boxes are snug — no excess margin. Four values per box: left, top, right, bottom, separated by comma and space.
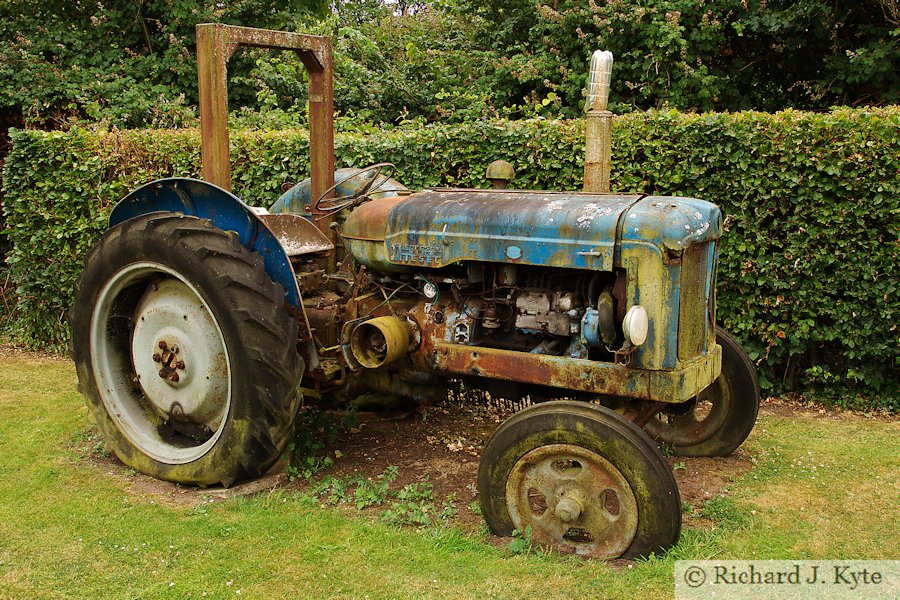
623, 305, 649, 346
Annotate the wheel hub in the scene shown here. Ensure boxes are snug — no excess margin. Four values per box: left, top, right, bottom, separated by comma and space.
152, 339, 186, 384
131, 278, 229, 429
506, 443, 639, 558
554, 494, 583, 523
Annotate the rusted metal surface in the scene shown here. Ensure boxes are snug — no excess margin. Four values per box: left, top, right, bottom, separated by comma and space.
677, 243, 709, 361
622, 400, 668, 428
269, 168, 408, 215
349, 316, 412, 369
621, 197, 722, 251
153, 339, 187, 383
256, 213, 334, 256
425, 340, 721, 403
312, 163, 397, 215
645, 394, 725, 447
486, 160, 516, 189
584, 114, 612, 193
342, 190, 721, 277
340, 188, 721, 375
583, 50, 614, 193
615, 200, 720, 370
506, 443, 638, 558
196, 23, 335, 238
342, 189, 643, 273
196, 25, 230, 190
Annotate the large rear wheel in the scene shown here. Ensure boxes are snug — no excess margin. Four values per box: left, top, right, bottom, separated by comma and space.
70, 213, 305, 486
478, 401, 681, 559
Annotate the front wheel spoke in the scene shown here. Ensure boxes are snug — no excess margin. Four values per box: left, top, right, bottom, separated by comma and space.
529, 510, 571, 543
572, 462, 616, 490
578, 503, 614, 539
523, 479, 558, 511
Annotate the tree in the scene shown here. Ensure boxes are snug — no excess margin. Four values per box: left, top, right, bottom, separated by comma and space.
0, 0, 329, 128
465, 0, 899, 114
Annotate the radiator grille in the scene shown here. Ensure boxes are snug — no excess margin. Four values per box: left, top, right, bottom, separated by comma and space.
678, 243, 710, 361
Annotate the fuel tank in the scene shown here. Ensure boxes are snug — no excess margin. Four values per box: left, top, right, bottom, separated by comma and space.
341, 188, 721, 274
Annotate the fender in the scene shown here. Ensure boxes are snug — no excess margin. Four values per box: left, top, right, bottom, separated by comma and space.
109, 178, 333, 311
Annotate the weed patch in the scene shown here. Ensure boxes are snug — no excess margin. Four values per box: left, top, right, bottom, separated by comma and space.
285, 407, 355, 481
309, 466, 458, 529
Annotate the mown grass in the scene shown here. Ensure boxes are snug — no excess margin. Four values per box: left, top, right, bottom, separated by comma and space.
0, 355, 896, 599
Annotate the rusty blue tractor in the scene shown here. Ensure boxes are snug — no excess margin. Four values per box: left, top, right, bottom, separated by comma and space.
69, 25, 758, 559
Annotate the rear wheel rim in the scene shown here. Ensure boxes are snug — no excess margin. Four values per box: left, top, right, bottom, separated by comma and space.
90, 262, 232, 464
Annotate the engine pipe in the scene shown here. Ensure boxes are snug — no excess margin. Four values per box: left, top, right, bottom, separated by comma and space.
349, 316, 413, 369
583, 50, 614, 193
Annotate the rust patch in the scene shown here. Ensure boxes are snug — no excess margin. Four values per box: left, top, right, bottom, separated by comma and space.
196, 23, 335, 242
427, 342, 646, 400
257, 213, 334, 256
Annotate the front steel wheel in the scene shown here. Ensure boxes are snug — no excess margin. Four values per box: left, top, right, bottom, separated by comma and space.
644, 329, 759, 457
478, 401, 681, 559
70, 213, 305, 486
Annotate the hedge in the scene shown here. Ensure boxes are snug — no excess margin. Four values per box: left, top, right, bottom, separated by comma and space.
2, 109, 898, 409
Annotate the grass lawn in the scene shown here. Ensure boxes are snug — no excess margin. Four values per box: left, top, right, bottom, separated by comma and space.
0, 353, 897, 599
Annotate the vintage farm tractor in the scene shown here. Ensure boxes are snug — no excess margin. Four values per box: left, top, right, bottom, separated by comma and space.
69, 25, 759, 559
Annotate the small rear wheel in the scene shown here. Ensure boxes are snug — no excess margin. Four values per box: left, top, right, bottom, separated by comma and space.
70, 213, 305, 486
644, 329, 759, 457
478, 400, 681, 559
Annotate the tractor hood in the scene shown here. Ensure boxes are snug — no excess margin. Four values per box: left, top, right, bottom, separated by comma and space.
341, 188, 721, 274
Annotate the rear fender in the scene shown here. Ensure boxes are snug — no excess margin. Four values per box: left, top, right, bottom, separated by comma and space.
109, 178, 333, 311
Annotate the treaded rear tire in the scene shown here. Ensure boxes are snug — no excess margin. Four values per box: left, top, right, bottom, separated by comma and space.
70, 213, 304, 487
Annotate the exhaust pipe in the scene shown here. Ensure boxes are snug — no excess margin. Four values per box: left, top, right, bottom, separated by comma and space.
349, 316, 412, 369
583, 50, 614, 193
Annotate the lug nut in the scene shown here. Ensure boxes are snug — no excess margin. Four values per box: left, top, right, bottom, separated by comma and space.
169, 372, 180, 383
176, 360, 185, 370
158, 369, 167, 379
158, 340, 168, 350
152, 353, 162, 363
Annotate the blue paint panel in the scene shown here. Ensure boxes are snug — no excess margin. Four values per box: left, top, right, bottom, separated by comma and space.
384, 189, 643, 271
621, 196, 722, 249
109, 178, 301, 309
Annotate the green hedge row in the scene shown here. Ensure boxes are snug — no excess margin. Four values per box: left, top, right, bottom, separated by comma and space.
2, 109, 898, 408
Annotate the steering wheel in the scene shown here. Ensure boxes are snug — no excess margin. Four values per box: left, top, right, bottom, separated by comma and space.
313, 163, 396, 215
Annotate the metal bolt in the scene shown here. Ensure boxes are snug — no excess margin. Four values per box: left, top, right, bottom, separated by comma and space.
169, 372, 180, 383
158, 340, 168, 350
176, 360, 185, 370
152, 353, 162, 363
555, 497, 582, 523
158, 369, 167, 379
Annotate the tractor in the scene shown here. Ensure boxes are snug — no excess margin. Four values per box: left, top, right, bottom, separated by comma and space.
69, 25, 758, 559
